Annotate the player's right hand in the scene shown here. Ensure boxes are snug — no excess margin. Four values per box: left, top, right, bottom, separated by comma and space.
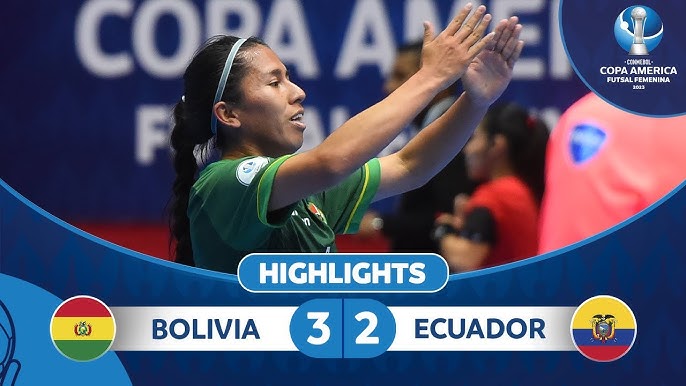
418, 3, 494, 90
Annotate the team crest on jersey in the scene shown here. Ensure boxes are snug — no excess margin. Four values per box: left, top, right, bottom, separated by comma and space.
236, 157, 270, 186
307, 202, 327, 224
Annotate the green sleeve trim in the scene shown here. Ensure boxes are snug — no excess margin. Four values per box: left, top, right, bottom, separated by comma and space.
342, 158, 381, 234
256, 155, 294, 227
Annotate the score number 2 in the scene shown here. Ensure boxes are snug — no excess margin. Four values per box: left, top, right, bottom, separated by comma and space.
354, 311, 379, 344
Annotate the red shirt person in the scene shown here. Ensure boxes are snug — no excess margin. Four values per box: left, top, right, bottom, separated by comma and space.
435, 103, 548, 272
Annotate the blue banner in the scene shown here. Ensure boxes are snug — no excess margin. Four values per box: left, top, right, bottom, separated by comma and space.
0, 0, 587, 221
1, 173, 684, 384
238, 253, 448, 292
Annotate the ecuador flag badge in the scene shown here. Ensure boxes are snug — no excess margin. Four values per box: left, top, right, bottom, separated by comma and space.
50, 295, 116, 361
570, 295, 637, 362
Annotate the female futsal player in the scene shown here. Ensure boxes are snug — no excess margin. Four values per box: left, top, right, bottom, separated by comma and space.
169, 4, 524, 273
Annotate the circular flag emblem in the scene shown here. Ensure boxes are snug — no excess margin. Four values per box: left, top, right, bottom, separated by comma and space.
50, 295, 116, 361
570, 295, 637, 362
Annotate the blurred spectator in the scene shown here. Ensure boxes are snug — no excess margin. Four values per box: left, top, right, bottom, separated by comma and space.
539, 92, 686, 253
434, 102, 549, 272
358, 40, 476, 253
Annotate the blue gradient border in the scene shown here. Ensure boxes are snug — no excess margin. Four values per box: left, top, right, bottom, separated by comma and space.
1, 175, 685, 385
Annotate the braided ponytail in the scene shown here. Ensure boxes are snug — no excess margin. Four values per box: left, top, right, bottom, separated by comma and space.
169, 100, 203, 265
167, 35, 268, 265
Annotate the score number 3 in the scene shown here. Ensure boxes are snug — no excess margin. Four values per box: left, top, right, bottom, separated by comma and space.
306, 312, 331, 345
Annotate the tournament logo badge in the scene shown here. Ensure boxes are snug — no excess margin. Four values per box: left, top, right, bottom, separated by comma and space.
236, 157, 270, 186
570, 295, 637, 362
614, 5, 663, 55
560, 1, 685, 117
601, 5, 675, 91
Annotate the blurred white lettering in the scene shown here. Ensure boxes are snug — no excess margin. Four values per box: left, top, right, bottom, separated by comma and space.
549, 0, 572, 79
206, 0, 261, 38
404, 0, 441, 42
136, 104, 335, 165
263, 0, 319, 78
76, 0, 134, 77
136, 105, 171, 166
133, 0, 202, 78
404, 0, 485, 42
335, 0, 396, 78
76, 0, 570, 81
490, 0, 545, 79
298, 108, 326, 153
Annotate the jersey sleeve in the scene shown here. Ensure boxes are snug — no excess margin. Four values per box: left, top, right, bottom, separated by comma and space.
188, 155, 294, 251
320, 158, 381, 234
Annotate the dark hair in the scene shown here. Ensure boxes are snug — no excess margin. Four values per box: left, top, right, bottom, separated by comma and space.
397, 39, 458, 121
397, 40, 424, 67
169, 35, 267, 266
482, 103, 549, 204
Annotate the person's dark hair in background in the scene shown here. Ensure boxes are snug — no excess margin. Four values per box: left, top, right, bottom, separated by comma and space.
169, 36, 267, 266
434, 102, 549, 272
359, 40, 476, 253
384, 41, 458, 127
481, 102, 548, 203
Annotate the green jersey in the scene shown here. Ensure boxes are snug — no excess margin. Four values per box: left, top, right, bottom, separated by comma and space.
188, 156, 381, 274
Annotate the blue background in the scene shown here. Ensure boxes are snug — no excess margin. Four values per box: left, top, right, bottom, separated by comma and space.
561, 0, 686, 116
1, 1, 684, 384
0, 0, 587, 222
0, 274, 131, 386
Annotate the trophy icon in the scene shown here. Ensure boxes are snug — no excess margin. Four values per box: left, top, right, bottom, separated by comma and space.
629, 7, 649, 55
614, 5, 664, 55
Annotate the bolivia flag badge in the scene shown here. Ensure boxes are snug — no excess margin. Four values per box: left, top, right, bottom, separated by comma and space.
50, 295, 116, 361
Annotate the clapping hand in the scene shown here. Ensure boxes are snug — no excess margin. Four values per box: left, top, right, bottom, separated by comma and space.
419, 3, 495, 90
462, 16, 524, 108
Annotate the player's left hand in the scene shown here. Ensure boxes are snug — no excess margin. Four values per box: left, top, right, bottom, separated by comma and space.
462, 16, 524, 108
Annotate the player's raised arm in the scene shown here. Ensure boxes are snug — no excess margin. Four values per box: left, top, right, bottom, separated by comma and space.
268, 4, 494, 210
374, 16, 524, 201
